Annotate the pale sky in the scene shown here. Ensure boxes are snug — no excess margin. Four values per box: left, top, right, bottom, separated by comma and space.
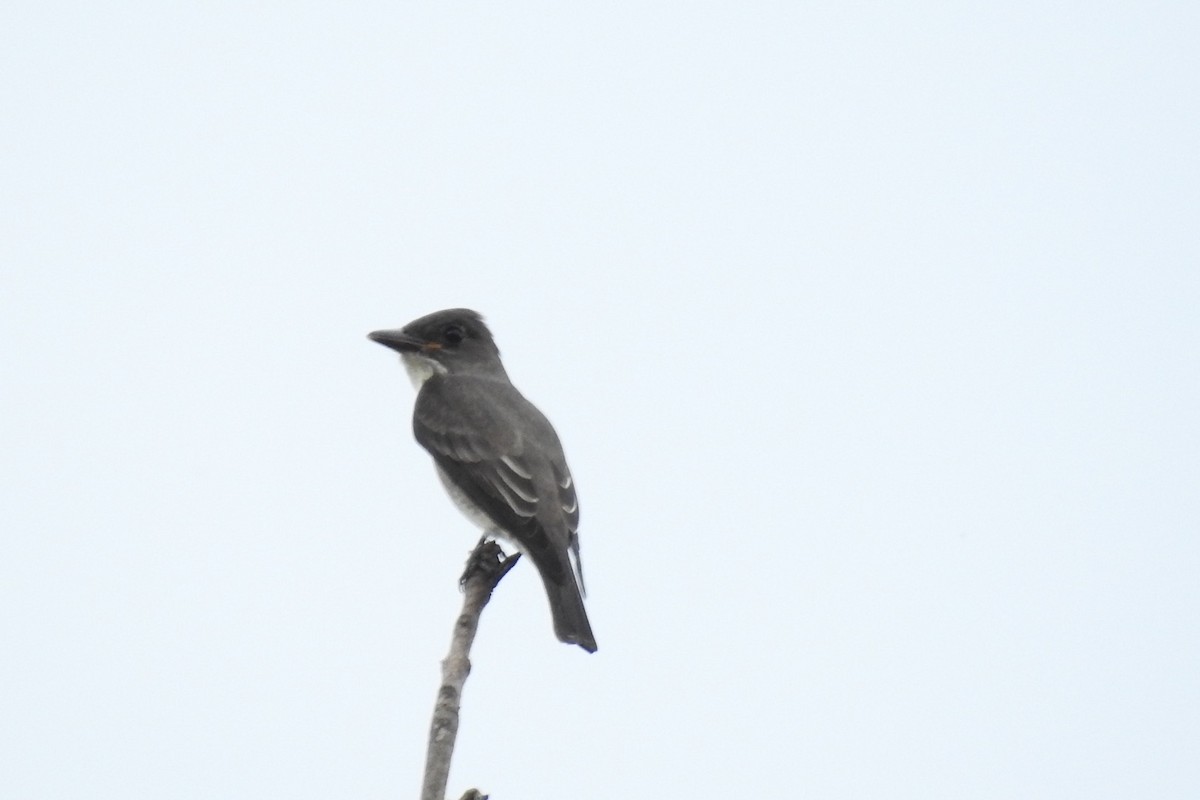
3, 3, 1198, 798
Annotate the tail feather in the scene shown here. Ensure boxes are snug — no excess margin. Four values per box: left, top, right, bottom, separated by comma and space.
541, 570, 597, 653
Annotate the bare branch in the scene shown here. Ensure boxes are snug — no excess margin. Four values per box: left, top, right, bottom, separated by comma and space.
420, 538, 519, 800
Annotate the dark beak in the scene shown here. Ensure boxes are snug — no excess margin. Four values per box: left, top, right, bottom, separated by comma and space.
368, 329, 427, 353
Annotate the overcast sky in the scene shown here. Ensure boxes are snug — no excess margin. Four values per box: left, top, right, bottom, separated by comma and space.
3, 3, 1198, 799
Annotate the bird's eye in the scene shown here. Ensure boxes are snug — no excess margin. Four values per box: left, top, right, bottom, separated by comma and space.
443, 325, 465, 345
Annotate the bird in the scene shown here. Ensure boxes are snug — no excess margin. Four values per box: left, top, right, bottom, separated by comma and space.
368, 308, 596, 653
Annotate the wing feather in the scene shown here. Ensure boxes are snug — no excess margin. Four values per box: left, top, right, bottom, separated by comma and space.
412, 377, 567, 581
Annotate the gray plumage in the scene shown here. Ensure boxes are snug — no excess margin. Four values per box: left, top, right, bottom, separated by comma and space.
369, 309, 596, 653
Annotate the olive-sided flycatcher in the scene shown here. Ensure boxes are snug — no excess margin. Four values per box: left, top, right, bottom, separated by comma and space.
368, 309, 597, 653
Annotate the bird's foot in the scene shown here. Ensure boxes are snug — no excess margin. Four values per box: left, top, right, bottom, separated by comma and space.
460, 536, 520, 588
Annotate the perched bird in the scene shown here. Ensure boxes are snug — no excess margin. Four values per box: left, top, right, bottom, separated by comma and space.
369, 309, 596, 653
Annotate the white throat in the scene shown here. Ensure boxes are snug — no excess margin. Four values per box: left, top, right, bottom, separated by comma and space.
400, 352, 447, 390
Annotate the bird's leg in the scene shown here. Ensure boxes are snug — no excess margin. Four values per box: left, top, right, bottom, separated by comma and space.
459, 536, 519, 587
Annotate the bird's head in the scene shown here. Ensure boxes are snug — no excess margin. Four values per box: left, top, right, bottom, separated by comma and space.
369, 308, 504, 387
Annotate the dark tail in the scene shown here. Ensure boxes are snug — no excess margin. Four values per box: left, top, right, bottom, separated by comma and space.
540, 569, 597, 653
